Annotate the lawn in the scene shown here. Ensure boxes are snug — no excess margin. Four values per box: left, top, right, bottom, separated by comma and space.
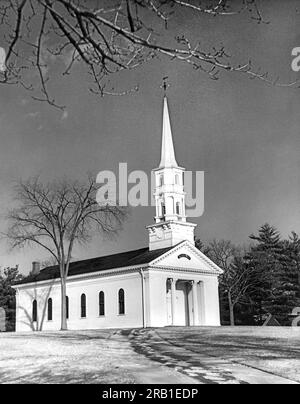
156, 326, 300, 383
0, 330, 136, 384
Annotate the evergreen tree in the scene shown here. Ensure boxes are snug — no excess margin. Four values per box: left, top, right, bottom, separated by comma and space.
244, 224, 281, 323
0, 266, 23, 331
279, 232, 300, 325
245, 224, 300, 325
285, 232, 300, 286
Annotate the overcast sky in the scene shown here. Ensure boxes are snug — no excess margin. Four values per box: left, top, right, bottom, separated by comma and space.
0, 0, 299, 275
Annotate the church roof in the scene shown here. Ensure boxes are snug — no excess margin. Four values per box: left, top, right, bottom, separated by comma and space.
14, 245, 174, 286
159, 96, 179, 168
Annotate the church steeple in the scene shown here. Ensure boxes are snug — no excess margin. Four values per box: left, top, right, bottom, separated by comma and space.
159, 97, 178, 169
147, 91, 197, 251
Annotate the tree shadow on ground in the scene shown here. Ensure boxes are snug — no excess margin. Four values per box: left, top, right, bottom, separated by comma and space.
0, 367, 127, 384
158, 329, 300, 359
169, 335, 300, 358
4, 330, 115, 342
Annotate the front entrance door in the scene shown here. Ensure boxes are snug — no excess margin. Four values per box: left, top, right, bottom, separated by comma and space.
166, 279, 192, 326
175, 281, 190, 326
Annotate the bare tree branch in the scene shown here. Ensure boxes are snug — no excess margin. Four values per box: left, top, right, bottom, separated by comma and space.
0, 0, 297, 108
4, 175, 129, 330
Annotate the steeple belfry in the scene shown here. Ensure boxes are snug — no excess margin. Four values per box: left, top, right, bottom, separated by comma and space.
147, 93, 197, 251
159, 97, 179, 169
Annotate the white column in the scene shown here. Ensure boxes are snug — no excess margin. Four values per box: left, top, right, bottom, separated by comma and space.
15, 289, 19, 332
192, 280, 199, 326
198, 281, 205, 325
170, 278, 177, 325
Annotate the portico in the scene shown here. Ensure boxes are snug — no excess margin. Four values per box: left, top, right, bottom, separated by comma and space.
166, 278, 202, 326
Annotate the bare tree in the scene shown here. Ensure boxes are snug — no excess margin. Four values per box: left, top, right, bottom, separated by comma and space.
206, 239, 238, 271
220, 254, 256, 326
206, 239, 256, 326
0, 0, 296, 108
5, 176, 128, 330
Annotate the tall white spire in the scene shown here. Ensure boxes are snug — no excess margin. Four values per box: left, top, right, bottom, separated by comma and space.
147, 92, 197, 251
159, 96, 178, 168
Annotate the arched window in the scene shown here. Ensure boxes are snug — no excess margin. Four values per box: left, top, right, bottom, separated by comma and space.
81, 294, 86, 318
47, 298, 53, 321
118, 289, 125, 315
161, 203, 166, 217
175, 174, 180, 185
159, 175, 164, 187
32, 299, 37, 322
66, 296, 69, 320
99, 291, 105, 316
176, 202, 181, 215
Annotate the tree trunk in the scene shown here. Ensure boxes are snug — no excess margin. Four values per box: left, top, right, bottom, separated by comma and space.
228, 292, 235, 326
60, 277, 67, 331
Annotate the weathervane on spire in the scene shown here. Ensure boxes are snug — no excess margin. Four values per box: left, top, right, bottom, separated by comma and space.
160, 76, 170, 95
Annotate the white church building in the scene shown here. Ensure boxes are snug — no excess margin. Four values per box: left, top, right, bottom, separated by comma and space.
14, 95, 222, 332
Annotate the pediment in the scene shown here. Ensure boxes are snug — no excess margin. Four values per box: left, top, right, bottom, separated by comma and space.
149, 241, 223, 275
